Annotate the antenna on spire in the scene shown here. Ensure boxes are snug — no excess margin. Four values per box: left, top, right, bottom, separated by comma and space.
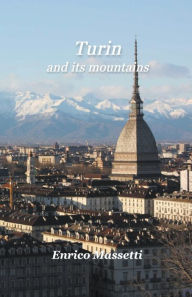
134, 37, 137, 63
130, 38, 143, 118
133, 38, 139, 94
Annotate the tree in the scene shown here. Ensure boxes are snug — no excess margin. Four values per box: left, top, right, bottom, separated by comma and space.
161, 227, 192, 291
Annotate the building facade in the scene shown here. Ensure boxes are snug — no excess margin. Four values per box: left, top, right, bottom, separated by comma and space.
180, 169, 192, 192
0, 236, 89, 297
38, 155, 60, 165
154, 193, 192, 223
42, 213, 185, 297
0, 212, 77, 240
118, 187, 155, 214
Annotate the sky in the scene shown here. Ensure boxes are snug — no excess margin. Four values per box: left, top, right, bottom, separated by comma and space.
0, 0, 192, 101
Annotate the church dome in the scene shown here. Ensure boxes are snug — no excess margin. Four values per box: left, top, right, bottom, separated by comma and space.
115, 117, 158, 155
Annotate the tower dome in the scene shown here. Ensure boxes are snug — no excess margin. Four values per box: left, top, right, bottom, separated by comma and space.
111, 40, 160, 181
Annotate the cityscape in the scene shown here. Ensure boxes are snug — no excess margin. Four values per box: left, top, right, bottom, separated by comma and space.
0, 40, 192, 297
1, 1, 192, 297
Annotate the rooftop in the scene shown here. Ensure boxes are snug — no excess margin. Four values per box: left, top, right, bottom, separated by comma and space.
155, 191, 192, 203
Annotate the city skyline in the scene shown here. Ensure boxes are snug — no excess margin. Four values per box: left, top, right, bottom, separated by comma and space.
0, 2, 192, 297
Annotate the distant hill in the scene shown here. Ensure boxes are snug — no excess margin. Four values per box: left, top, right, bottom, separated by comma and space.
0, 91, 191, 144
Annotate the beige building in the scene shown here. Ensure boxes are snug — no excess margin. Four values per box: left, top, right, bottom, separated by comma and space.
119, 189, 154, 215
179, 143, 189, 154
18, 146, 37, 154
154, 193, 192, 222
93, 152, 104, 169
38, 155, 60, 165
111, 40, 160, 181
180, 169, 192, 192
43, 227, 114, 254
119, 196, 148, 214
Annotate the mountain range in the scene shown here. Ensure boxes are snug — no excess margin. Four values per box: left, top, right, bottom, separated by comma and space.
0, 91, 191, 144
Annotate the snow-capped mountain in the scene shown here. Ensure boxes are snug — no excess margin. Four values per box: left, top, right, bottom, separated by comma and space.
0, 90, 191, 144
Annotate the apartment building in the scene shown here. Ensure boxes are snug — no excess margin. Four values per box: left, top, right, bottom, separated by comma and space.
42, 213, 185, 297
0, 235, 89, 297
154, 193, 192, 223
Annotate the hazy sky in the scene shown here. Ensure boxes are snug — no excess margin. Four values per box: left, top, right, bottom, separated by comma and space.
1, 0, 192, 100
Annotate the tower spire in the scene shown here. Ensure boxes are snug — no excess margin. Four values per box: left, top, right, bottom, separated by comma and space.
134, 38, 139, 95
130, 38, 143, 118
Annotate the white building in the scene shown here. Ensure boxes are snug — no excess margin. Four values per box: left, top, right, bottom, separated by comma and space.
38, 155, 60, 165
180, 159, 192, 191
179, 143, 189, 154
26, 153, 36, 184
21, 192, 118, 211
118, 188, 155, 215
18, 146, 37, 154
161, 152, 177, 159
154, 193, 192, 223
180, 169, 192, 191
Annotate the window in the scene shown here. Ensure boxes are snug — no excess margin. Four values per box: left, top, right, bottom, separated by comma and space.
152, 249, 157, 256
123, 272, 128, 281
122, 260, 128, 267
137, 271, 141, 281
136, 259, 142, 266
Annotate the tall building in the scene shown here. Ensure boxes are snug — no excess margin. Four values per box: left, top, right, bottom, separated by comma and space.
179, 143, 189, 154
26, 152, 36, 184
54, 141, 59, 150
93, 151, 104, 169
111, 40, 160, 181
180, 159, 192, 191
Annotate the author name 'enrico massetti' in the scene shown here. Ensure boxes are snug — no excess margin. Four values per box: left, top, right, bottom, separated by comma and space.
52, 250, 143, 260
